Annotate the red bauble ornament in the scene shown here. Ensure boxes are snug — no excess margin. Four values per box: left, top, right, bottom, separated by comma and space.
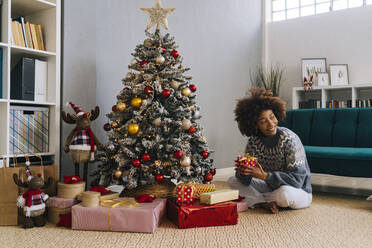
142, 153, 151, 162
123, 87, 129, 91
171, 50, 179, 58
202, 150, 209, 159
188, 126, 195, 134
155, 174, 164, 182
162, 89, 171, 97
210, 169, 216, 176
112, 105, 117, 112
189, 84, 197, 92
132, 159, 141, 167
103, 123, 111, 131
161, 46, 166, 53
140, 61, 148, 66
144, 86, 153, 95
204, 172, 213, 182
174, 150, 183, 159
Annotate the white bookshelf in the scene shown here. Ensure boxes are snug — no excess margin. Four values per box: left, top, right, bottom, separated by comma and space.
0, 0, 60, 168
292, 83, 372, 109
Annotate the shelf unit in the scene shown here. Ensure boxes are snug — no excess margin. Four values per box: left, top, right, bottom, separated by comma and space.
0, 0, 60, 167
292, 83, 372, 109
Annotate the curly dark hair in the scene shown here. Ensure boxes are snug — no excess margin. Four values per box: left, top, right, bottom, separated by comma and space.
235, 88, 286, 137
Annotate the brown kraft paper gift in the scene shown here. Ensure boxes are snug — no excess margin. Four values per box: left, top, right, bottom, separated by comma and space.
0, 167, 20, 225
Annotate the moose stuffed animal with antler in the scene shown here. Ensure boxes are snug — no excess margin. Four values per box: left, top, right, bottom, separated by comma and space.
62, 102, 103, 186
13, 166, 52, 228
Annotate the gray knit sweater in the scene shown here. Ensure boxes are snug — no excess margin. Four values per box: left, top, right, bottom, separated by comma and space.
236, 127, 312, 193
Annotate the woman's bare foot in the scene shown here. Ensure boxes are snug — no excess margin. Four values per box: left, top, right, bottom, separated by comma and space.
258, 201, 279, 214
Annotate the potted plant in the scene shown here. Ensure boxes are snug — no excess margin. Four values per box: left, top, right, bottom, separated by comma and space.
250, 64, 285, 97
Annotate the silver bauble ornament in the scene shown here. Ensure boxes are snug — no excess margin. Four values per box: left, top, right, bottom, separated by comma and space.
195, 166, 202, 175
181, 119, 192, 130
130, 58, 137, 66
170, 80, 181, 89
180, 156, 191, 167
153, 118, 162, 126
193, 110, 200, 119
155, 55, 165, 65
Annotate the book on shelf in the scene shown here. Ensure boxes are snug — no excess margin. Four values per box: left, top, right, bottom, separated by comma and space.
299, 99, 321, 109
11, 57, 35, 101
34, 59, 48, 102
356, 99, 372, 108
11, 17, 45, 50
325, 100, 352, 108
10, 57, 48, 102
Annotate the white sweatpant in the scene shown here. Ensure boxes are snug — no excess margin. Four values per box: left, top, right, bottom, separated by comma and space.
227, 176, 312, 209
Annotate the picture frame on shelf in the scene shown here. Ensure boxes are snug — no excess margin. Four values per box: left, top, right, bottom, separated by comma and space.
330, 64, 349, 86
301, 58, 327, 84
317, 72, 329, 86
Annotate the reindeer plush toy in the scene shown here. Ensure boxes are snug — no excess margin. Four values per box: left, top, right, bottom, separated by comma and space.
62, 102, 103, 186
13, 166, 52, 228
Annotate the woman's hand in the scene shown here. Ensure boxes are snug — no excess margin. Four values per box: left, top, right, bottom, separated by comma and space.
237, 161, 268, 181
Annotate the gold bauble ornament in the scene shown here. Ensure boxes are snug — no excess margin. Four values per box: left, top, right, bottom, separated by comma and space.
131, 97, 142, 108
128, 123, 140, 135
156, 55, 165, 65
117, 102, 127, 111
153, 117, 162, 126
170, 80, 181, 89
114, 169, 122, 178
111, 121, 119, 128
181, 87, 192, 97
144, 39, 155, 48
181, 119, 192, 130
154, 160, 162, 166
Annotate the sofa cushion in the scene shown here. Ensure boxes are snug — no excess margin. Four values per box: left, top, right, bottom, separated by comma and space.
356, 108, 372, 148
291, 109, 313, 146
332, 109, 358, 147
310, 109, 334, 146
305, 146, 372, 160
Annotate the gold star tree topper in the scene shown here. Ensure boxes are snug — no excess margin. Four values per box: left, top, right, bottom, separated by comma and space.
141, 0, 175, 30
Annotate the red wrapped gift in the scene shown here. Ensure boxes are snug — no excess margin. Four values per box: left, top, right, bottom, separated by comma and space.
167, 199, 238, 229
235, 154, 257, 168
176, 182, 196, 206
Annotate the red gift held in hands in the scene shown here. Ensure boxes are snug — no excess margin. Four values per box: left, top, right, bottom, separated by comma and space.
235, 154, 257, 168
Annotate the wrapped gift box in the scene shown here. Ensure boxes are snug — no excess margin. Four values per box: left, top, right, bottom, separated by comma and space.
194, 183, 216, 199
167, 199, 238, 229
176, 183, 196, 206
200, 189, 239, 205
72, 198, 166, 233
46, 197, 78, 209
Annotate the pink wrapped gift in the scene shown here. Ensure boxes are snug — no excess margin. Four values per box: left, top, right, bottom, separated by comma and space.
46, 196, 78, 208
236, 201, 249, 212
72, 198, 166, 233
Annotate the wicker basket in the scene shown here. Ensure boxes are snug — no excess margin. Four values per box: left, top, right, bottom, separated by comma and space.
80, 191, 100, 208
120, 179, 176, 198
47, 207, 71, 224
57, 181, 85, 199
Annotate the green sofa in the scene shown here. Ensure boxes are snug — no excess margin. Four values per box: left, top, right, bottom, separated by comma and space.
280, 108, 372, 178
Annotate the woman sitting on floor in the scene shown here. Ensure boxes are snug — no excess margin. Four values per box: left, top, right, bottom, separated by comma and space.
228, 88, 312, 213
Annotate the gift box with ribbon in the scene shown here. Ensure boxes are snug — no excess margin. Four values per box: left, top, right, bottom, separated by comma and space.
71, 198, 166, 233
235, 154, 257, 168
176, 182, 196, 206
166, 198, 238, 229
194, 183, 216, 199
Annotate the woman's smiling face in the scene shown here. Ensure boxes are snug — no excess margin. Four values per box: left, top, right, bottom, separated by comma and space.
256, 109, 278, 136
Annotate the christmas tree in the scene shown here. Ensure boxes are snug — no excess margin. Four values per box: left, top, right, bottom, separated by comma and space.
93, 0, 215, 190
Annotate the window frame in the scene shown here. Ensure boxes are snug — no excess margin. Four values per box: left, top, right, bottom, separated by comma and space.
271, 0, 370, 22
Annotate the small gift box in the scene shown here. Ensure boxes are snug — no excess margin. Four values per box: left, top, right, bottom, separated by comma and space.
46, 196, 78, 209
72, 198, 166, 233
194, 183, 216, 199
235, 154, 257, 168
176, 182, 196, 206
200, 189, 239, 205
167, 199, 238, 229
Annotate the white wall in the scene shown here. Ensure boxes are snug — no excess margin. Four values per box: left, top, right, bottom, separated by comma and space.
62, 0, 263, 183
267, 6, 372, 107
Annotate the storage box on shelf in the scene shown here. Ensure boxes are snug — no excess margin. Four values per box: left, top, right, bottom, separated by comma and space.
0, 0, 60, 168
292, 84, 372, 109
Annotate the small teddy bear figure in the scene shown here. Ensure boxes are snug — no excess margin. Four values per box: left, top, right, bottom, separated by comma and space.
13, 166, 52, 229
